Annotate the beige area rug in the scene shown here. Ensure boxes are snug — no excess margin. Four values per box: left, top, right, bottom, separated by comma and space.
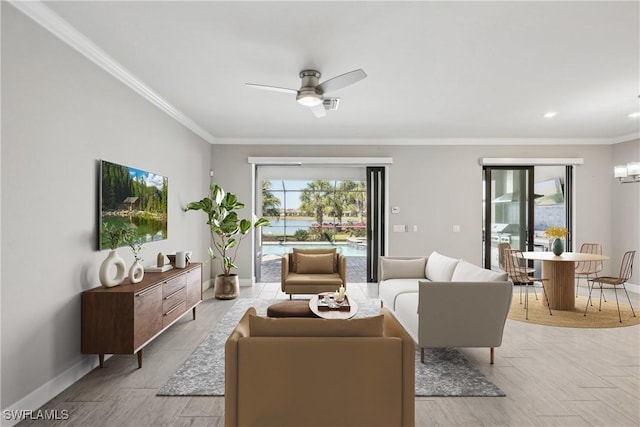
508, 294, 639, 328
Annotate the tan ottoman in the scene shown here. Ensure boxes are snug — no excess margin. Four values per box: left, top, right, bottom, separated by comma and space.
267, 300, 318, 318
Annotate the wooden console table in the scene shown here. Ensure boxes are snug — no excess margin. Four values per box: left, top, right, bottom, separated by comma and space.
82, 263, 202, 368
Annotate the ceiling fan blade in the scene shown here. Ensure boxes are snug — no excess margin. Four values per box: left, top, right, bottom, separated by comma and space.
245, 83, 297, 95
317, 69, 367, 94
310, 103, 327, 118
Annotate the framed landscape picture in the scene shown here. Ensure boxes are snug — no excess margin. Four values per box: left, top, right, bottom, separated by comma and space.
99, 160, 168, 250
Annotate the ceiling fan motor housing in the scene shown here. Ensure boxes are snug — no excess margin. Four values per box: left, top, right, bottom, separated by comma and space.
296, 70, 323, 106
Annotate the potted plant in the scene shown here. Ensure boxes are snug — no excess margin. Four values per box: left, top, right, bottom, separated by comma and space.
544, 226, 568, 256
99, 223, 135, 287
184, 182, 270, 299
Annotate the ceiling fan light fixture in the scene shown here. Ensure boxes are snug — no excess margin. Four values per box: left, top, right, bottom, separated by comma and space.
296, 91, 323, 107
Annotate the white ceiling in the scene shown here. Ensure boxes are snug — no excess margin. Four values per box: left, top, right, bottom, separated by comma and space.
19, 1, 640, 144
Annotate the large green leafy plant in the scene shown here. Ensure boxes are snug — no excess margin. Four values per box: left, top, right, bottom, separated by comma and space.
184, 182, 270, 276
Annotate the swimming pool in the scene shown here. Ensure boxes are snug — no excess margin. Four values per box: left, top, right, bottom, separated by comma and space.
261, 242, 366, 257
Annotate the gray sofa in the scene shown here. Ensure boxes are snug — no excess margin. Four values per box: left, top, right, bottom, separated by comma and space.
379, 251, 513, 364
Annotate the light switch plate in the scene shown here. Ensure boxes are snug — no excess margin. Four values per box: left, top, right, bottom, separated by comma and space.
391, 207, 400, 214
452, 225, 461, 233
393, 224, 407, 232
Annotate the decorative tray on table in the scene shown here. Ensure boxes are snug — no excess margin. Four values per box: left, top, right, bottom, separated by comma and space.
317, 293, 351, 311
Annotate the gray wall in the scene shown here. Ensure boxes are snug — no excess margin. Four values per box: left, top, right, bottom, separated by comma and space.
1, 5, 211, 409
612, 139, 640, 282
212, 143, 633, 281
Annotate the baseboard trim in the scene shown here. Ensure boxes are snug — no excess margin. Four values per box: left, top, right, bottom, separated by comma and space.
1, 279, 217, 427
625, 282, 639, 294
1, 355, 105, 427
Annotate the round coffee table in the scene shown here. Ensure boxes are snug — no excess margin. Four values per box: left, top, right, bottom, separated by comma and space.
309, 294, 359, 319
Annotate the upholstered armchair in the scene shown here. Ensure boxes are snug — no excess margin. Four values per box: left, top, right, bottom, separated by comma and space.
281, 248, 347, 298
225, 307, 415, 427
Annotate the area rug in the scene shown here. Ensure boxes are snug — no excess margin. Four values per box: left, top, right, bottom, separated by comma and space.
158, 298, 505, 397
508, 294, 639, 328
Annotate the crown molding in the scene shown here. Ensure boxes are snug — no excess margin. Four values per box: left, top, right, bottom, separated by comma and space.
9, 0, 216, 145
611, 132, 640, 144
214, 137, 617, 146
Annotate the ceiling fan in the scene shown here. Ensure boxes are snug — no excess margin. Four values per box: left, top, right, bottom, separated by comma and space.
246, 69, 367, 118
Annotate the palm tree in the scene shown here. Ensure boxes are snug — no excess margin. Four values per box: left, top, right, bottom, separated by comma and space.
300, 180, 333, 225
261, 181, 281, 217
338, 180, 366, 223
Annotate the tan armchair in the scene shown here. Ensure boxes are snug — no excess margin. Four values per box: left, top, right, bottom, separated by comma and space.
281, 248, 347, 299
225, 307, 415, 427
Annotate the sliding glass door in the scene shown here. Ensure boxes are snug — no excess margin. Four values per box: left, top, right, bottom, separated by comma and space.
483, 167, 534, 271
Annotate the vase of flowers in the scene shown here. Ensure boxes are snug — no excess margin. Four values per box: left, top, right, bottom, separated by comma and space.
544, 227, 568, 256
127, 237, 145, 284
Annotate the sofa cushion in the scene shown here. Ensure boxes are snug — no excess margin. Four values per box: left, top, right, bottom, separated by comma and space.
292, 248, 337, 272
296, 253, 335, 274
284, 273, 343, 287
380, 257, 427, 280
249, 314, 384, 337
379, 279, 420, 310
451, 259, 508, 282
425, 251, 460, 281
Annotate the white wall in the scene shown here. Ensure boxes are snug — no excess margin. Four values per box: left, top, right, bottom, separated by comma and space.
1, 4, 211, 410
212, 143, 624, 281
612, 139, 640, 283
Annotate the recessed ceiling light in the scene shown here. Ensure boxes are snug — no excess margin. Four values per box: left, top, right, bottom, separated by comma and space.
543, 112, 557, 118
629, 112, 640, 118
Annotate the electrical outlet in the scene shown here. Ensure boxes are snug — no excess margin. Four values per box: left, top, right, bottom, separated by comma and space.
452, 225, 461, 233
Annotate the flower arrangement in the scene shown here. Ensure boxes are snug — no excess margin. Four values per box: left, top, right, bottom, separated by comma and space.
544, 226, 568, 239
127, 237, 144, 262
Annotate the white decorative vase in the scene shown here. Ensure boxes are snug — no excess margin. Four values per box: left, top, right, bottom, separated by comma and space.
99, 250, 126, 287
128, 260, 145, 284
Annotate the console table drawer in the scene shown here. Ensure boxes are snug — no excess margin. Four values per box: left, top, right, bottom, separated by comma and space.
163, 274, 186, 296
163, 287, 186, 313
163, 300, 187, 327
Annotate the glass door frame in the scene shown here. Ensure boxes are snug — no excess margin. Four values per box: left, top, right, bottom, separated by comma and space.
483, 166, 535, 270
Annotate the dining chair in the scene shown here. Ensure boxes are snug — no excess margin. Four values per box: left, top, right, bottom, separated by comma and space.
498, 242, 538, 300
585, 250, 636, 323
575, 243, 604, 301
505, 249, 553, 320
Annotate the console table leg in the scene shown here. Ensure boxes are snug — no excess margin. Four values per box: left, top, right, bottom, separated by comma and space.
98, 354, 104, 368
490, 347, 494, 365
192, 306, 196, 320
137, 350, 143, 369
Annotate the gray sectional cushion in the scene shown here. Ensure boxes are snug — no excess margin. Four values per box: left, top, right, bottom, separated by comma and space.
380, 257, 427, 280
451, 259, 508, 282
379, 279, 420, 310
425, 251, 460, 281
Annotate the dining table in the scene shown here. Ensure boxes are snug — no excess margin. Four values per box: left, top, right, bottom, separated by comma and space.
521, 251, 609, 310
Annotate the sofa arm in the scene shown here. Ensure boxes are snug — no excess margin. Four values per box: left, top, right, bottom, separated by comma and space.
225, 307, 256, 427
281, 254, 289, 292
337, 253, 347, 287
381, 307, 415, 427
417, 280, 512, 348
